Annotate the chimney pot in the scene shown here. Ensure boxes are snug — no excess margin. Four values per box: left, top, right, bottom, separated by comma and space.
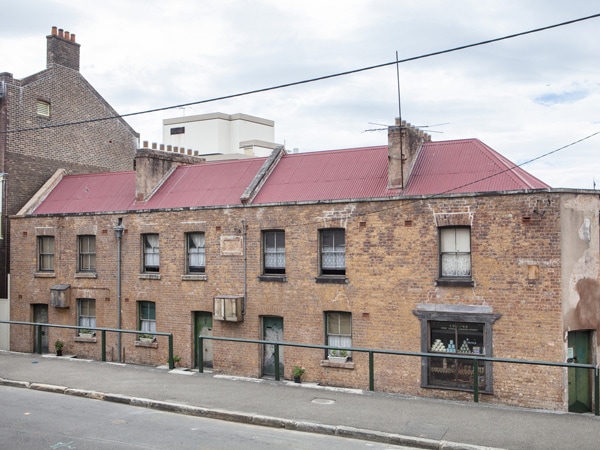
51, 26, 58, 35
152, 142, 157, 150
143, 140, 149, 148
70, 33, 76, 43
65, 31, 70, 40
58, 28, 64, 38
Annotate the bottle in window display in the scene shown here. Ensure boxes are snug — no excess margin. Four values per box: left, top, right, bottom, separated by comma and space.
459, 340, 470, 353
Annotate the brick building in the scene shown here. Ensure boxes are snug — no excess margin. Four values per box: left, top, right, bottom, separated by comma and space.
0, 27, 138, 302
9, 119, 600, 413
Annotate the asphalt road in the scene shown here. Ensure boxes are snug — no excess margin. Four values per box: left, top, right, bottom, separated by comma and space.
0, 386, 415, 449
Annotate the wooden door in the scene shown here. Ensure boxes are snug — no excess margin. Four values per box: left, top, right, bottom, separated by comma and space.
262, 316, 283, 377
568, 330, 591, 413
33, 304, 49, 353
194, 312, 213, 369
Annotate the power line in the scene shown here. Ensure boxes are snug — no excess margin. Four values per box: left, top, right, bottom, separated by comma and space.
2, 12, 599, 135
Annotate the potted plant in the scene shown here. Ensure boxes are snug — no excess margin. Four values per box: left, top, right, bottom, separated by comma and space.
79, 329, 93, 338
54, 340, 64, 356
173, 354, 181, 367
328, 349, 348, 363
139, 334, 155, 343
293, 365, 305, 383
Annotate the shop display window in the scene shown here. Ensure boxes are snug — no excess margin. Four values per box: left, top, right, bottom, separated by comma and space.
428, 321, 486, 390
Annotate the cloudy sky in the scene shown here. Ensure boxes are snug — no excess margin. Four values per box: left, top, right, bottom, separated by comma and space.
2, 1, 599, 188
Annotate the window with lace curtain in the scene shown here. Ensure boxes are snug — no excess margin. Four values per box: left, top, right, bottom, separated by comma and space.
142, 234, 159, 273
263, 230, 285, 275
186, 232, 205, 273
320, 228, 345, 276
439, 227, 471, 283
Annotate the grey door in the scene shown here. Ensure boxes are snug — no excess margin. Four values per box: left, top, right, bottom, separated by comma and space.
194, 312, 213, 369
33, 304, 49, 353
262, 316, 283, 377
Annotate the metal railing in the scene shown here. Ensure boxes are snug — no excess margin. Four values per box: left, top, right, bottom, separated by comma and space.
198, 335, 600, 415
0, 320, 175, 369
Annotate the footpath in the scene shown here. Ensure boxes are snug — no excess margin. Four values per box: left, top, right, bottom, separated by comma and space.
1, 350, 599, 450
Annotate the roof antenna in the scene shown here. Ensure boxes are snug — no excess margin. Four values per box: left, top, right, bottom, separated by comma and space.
396, 51, 404, 188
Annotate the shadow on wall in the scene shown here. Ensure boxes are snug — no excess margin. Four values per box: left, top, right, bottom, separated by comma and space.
574, 278, 600, 331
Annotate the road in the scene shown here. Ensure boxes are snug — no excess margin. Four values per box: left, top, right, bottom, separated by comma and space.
0, 386, 415, 449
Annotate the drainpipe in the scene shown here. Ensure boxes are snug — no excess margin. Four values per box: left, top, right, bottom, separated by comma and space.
114, 218, 124, 362
242, 218, 247, 315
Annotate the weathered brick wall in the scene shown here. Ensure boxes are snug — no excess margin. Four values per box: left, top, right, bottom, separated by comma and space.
0, 62, 137, 297
10, 190, 571, 410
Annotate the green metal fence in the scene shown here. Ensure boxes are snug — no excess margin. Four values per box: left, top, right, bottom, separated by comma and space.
0, 320, 175, 369
198, 335, 600, 415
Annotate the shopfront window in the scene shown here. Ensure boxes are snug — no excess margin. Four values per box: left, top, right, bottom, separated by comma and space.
428, 321, 484, 390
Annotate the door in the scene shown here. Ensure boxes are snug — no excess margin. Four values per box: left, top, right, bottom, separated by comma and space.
262, 316, 283, 377
33, 304, 49, 353
568, 330, 592, 413
194, 312, 213, 369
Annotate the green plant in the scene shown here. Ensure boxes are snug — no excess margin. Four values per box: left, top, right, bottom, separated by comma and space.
54, 340, 64, 350
340, 349, 348, 357
139, 334, 154, 340
173, 354, 181, 366
293, 365, 305, 378
80, 329, 92, 334
330, 349, 338, 357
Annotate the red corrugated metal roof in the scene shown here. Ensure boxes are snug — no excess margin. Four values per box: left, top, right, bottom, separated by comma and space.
403, 139, 550, 195
141, 158, 266, 209
31, 139, 550, 215
32, 172, 137, 214
251, 147, 397, 204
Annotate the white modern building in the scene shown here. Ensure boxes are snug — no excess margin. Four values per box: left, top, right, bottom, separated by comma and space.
162, 112, 281, 157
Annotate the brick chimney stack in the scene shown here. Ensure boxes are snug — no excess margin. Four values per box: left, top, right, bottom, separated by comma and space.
47, 26, 80, 71
387, 118, 431, 190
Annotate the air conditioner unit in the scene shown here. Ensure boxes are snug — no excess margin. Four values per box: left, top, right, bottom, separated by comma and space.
214, 295, 244, 322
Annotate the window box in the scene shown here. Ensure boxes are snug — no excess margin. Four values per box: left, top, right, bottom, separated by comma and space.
315, 275, 348, 284
328, 356, 348, 364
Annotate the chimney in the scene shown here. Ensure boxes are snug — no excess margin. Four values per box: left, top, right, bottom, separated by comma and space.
47, 26, 80, 71
135, 143, 205, 202
387, 118, 431, 190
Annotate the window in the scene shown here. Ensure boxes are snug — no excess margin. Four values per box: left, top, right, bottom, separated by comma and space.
36, 100, 50, 117
263, 230, 285, 275
139, 301, 156, 335
38, 236, 55, 272
439, 227, 471, 278
78, 299, 96, 332
320, 229, 345, 276
170, 126, 185, 135
428, 321, 484, 390
142, 234, 159, 272
78, 235, 96, 272
186, 232, 205, 273
413, 307, 500, 394
326, 312, 352, 357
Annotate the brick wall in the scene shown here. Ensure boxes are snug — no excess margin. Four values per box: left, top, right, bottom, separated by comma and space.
10, 189, 579, 410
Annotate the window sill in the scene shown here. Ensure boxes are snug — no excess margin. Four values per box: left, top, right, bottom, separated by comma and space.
74, 272, 97, 279
181, 274, 208, 281
435, 278, 475, 287
74, 336, 97, 343
315, 275, 348, 284
135, 340, 158, 348
258, 275, 287, 283
138, 273, 161, 280
320, 359, 355, 369
34, 272, 56, 278
422, 383, 492, 395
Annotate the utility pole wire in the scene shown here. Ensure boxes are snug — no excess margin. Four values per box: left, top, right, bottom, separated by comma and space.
2, 12, 599, 135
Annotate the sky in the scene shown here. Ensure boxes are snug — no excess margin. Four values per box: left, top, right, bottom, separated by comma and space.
2, 0, 599, 189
